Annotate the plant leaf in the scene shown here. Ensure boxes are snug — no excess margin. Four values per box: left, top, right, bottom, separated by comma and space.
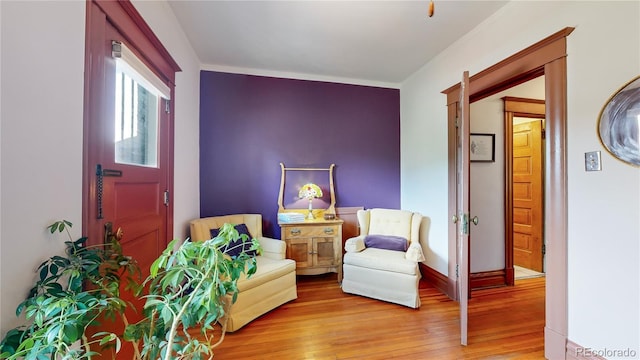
38, 266, 48, 282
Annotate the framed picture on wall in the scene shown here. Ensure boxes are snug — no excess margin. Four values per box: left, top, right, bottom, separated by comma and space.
470, 133, 495, 162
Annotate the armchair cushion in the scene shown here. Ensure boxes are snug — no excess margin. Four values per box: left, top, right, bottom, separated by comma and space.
364, 234, 408, 251
210, 223, 258, 258
236, 256, 296, 292
366, 208, 414, 240
344, 248, 418, 276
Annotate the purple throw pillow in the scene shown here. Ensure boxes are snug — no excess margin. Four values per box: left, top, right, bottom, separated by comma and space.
210, 223, 257, 258
364, 234, 408, 252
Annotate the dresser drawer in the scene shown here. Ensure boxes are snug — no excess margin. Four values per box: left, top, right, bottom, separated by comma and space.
284, 225, 339, 238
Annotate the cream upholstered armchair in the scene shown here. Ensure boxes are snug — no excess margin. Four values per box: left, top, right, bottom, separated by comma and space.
341, 208, 425, 308
190, 214, 297, 332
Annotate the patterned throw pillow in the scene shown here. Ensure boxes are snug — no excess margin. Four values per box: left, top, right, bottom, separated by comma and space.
210, 223, 257, 257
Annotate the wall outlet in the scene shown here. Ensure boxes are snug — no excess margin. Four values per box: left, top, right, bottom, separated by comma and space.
585, 151, 602, 171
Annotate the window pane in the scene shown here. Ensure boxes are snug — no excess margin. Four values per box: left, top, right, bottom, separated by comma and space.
114, 70, 159, 167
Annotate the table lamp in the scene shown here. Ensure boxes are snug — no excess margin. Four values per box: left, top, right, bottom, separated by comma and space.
299, 183, 323, 220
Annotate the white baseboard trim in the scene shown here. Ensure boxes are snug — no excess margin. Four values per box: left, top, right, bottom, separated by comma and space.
566, 340, 609, 360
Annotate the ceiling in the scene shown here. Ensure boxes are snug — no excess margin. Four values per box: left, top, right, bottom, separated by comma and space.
168, 1, 510, 87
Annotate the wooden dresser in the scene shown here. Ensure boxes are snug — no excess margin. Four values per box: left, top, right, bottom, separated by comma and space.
279, 218, 343, 283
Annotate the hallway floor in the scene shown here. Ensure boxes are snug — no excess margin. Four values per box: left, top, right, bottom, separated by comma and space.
514, 265, 545, 280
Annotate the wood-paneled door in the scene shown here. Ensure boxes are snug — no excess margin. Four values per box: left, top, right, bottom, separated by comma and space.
503, 96, 546, 284
513, 119, 544, 272
83, 1, 180, 357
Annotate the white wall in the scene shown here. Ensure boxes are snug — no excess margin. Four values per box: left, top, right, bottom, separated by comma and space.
0, 0, 200, 334
0, 0, 86, 332
469, 77, 545, 273
401, 1, 639, 356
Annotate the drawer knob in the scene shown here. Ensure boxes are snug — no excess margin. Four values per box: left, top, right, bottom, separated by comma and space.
290, 228, 301, 235
324, 228, 334, 235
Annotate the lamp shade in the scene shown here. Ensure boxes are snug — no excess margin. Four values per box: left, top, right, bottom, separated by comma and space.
299, 183, 323, 200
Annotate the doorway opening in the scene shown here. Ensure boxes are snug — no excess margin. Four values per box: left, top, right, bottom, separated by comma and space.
504, 95, 546, 284
466, 79, 547, 353
443, 27, 573, 358
467, 78, 547, 289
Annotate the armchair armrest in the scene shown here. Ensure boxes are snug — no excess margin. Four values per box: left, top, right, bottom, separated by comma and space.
405, 241, 425, 262
345, 236, 366, 253
257, 236, 287, 260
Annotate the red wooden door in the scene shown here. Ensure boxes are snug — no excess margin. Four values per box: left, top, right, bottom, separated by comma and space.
99, 20, 170, 267
83, 1, 178, 357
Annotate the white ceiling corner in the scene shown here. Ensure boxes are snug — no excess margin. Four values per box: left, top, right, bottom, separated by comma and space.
168, 1, 510, 87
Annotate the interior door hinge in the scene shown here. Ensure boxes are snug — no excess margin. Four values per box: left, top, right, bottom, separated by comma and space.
541, 128, 546, 139
165, 99, 170, 114
163, 190, 170, 206
542, 244, 546, 256
456, 264, 459, 278
111, 40, 122, 58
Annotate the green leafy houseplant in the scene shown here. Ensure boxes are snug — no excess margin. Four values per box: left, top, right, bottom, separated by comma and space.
0, 221, 260, 360
125, 223, 260, 359
0, 220, 139, 359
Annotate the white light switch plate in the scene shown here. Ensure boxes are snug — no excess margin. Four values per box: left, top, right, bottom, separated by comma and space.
585, 151, 602, 171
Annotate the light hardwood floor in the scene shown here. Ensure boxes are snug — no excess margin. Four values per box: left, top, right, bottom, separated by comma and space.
211, 274, 545, 359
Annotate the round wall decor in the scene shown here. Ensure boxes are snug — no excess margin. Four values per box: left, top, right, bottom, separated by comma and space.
598, 75, 640, 167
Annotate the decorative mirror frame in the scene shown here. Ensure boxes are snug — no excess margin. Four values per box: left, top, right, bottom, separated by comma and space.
277, 163, 336, 218
598, 75, 640, 167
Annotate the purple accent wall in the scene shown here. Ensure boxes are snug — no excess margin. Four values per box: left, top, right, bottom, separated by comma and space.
199, 71, 400, 238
